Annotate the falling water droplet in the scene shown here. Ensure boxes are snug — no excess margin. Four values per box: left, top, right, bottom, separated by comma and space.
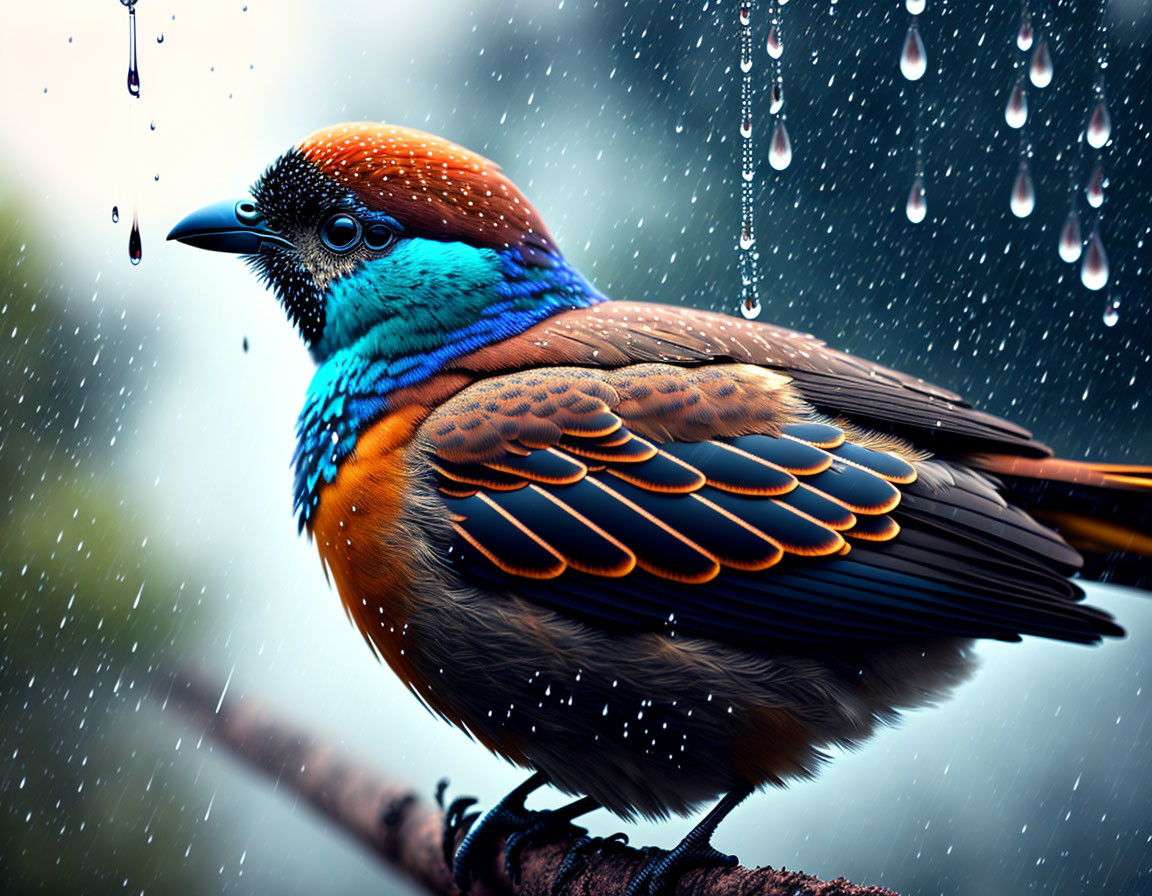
1102, 299, 1119, 327
1005, 81, 1028, 129
1080, 228, 1108, 291
769, 121, 792, 170
1010, 162, 1035, 218
740, 57, 752, 73
767, 26, 783, 59
741, 117, 752, 139
739, 4, 751, 27
906, 0, 926, 14
1058, 210, 1082, 263
126, 4, 141, 97
1016, 11, 1034, 51
740, 298, 762, 320
242, 336, 250, 352
1029, 36, 1052, 88
111, 206, 120, 224
1086, 163, 1105, 208
742, 166, 754, 182
1087, 99, 1112, 149
740, 228, 754, 250
156, 32, 164, 43
128, 215, 142, 265
150, 120, 156, 130
770, 80, 784, 114
905, 176, 927, 224
900, 23, 927, 81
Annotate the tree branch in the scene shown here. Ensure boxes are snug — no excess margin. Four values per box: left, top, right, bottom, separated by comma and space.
153, 672, 897, 896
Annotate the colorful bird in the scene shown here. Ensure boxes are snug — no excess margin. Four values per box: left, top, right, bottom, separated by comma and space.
170, 122, 1152, 895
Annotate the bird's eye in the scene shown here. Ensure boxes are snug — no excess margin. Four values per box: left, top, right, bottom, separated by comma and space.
363, 223, 395, 252
319, 213, 361, 252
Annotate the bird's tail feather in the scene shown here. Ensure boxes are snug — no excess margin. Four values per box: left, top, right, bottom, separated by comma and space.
967, 454, 1152, 591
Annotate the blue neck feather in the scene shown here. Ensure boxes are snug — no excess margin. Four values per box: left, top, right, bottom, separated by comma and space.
293, 240, 604, 530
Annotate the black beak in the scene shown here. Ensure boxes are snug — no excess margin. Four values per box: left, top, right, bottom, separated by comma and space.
167, 198, 292, 254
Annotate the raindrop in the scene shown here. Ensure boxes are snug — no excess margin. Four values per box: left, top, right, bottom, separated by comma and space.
126, 4, 140, 97
741, 117, 752, 139
767, 26, 783, 59
1085, 163, 1105, 208
1087, 99, 1111, 149
906, 0, 926, 14
129, 214, 142, 265
156, 32, 164, 43
1102, 299, 1119, 327
1058, 210, 1082, 263
900, 23, 927, 81
770, 80, 784, 114
242, 336, 250, 352
740, 298, 762, 320
1080, 228, 1108, 291
1029, 36, 1052, 88
906, 176, 927, 224
740, 229, 754, 250
111, 206, 119, 224
740, 57, 752, 73
1005, 81, 1028, 129
769, 120, 792, 170
742, 166, 754, 182
1010, 162, 1035, 218
739, 4, 750, 27
1017, 11, 1034, 51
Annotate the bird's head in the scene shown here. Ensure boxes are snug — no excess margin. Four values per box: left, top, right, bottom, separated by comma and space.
169, 122, 596, 363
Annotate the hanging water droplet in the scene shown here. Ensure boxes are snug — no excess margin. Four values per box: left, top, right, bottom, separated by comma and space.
1102, 299, 1119, 327
741, 117, 752, 139
740, 228, 754, 250
1010, 161, 1035, 218
1029, 36, 1052, 88
740, 298, 762, 320
767, 25, 783, 59
126, 4, 141, 97
1087, 99, 1112, 149
769, 120, 792, 170
1080, 228, 1108, 291
111, 206, 119, 224
1016, 10, 1034, 51
900, 23, 927, 81
1005, 81, 1028, 129
128, 215, 142, 265
905, 176, 927, 223
739, 4, 751, 26
1058, 210, 1082, 263
770, 80, 784, 114
906, 0, 926, 14
1086, 162, 1105, 208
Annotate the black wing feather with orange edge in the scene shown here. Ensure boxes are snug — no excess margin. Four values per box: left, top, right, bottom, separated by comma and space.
419, 364, 1120, 646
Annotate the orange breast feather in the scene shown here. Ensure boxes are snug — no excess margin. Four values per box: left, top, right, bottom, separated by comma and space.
310, 405, 426, 687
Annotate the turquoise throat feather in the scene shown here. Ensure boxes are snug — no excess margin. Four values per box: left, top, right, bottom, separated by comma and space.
293, 239, 604, 530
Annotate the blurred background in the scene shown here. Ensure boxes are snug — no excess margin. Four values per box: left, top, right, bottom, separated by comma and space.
1, 1, 1150, 893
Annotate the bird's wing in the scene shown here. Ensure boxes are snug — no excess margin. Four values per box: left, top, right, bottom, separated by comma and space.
420, 363, 1119, 646
453, 301, 1050, 458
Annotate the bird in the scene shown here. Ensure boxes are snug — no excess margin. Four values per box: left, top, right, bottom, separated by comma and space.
169, 122, 1152, 895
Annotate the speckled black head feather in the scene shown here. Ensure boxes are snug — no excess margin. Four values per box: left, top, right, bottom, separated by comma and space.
245, 149, 359, 346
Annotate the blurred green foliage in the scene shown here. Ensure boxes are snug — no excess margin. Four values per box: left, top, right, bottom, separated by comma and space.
0, 191, 213, 893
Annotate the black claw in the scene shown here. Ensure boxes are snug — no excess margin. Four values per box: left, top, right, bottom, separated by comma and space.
434, 777, 450, 810
551, 832, 630, 896
625, 842, 738, 896
441, 795, 480, 871
382, 792, 416, 829
504, 810, 590, 885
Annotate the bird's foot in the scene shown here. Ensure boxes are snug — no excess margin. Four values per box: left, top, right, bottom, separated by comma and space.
448, 772, 557, 891
624, 840, 738, 896
551, 832, 630, 895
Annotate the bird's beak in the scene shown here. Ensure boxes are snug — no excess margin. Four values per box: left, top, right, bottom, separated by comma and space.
167, 198, 292, 254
